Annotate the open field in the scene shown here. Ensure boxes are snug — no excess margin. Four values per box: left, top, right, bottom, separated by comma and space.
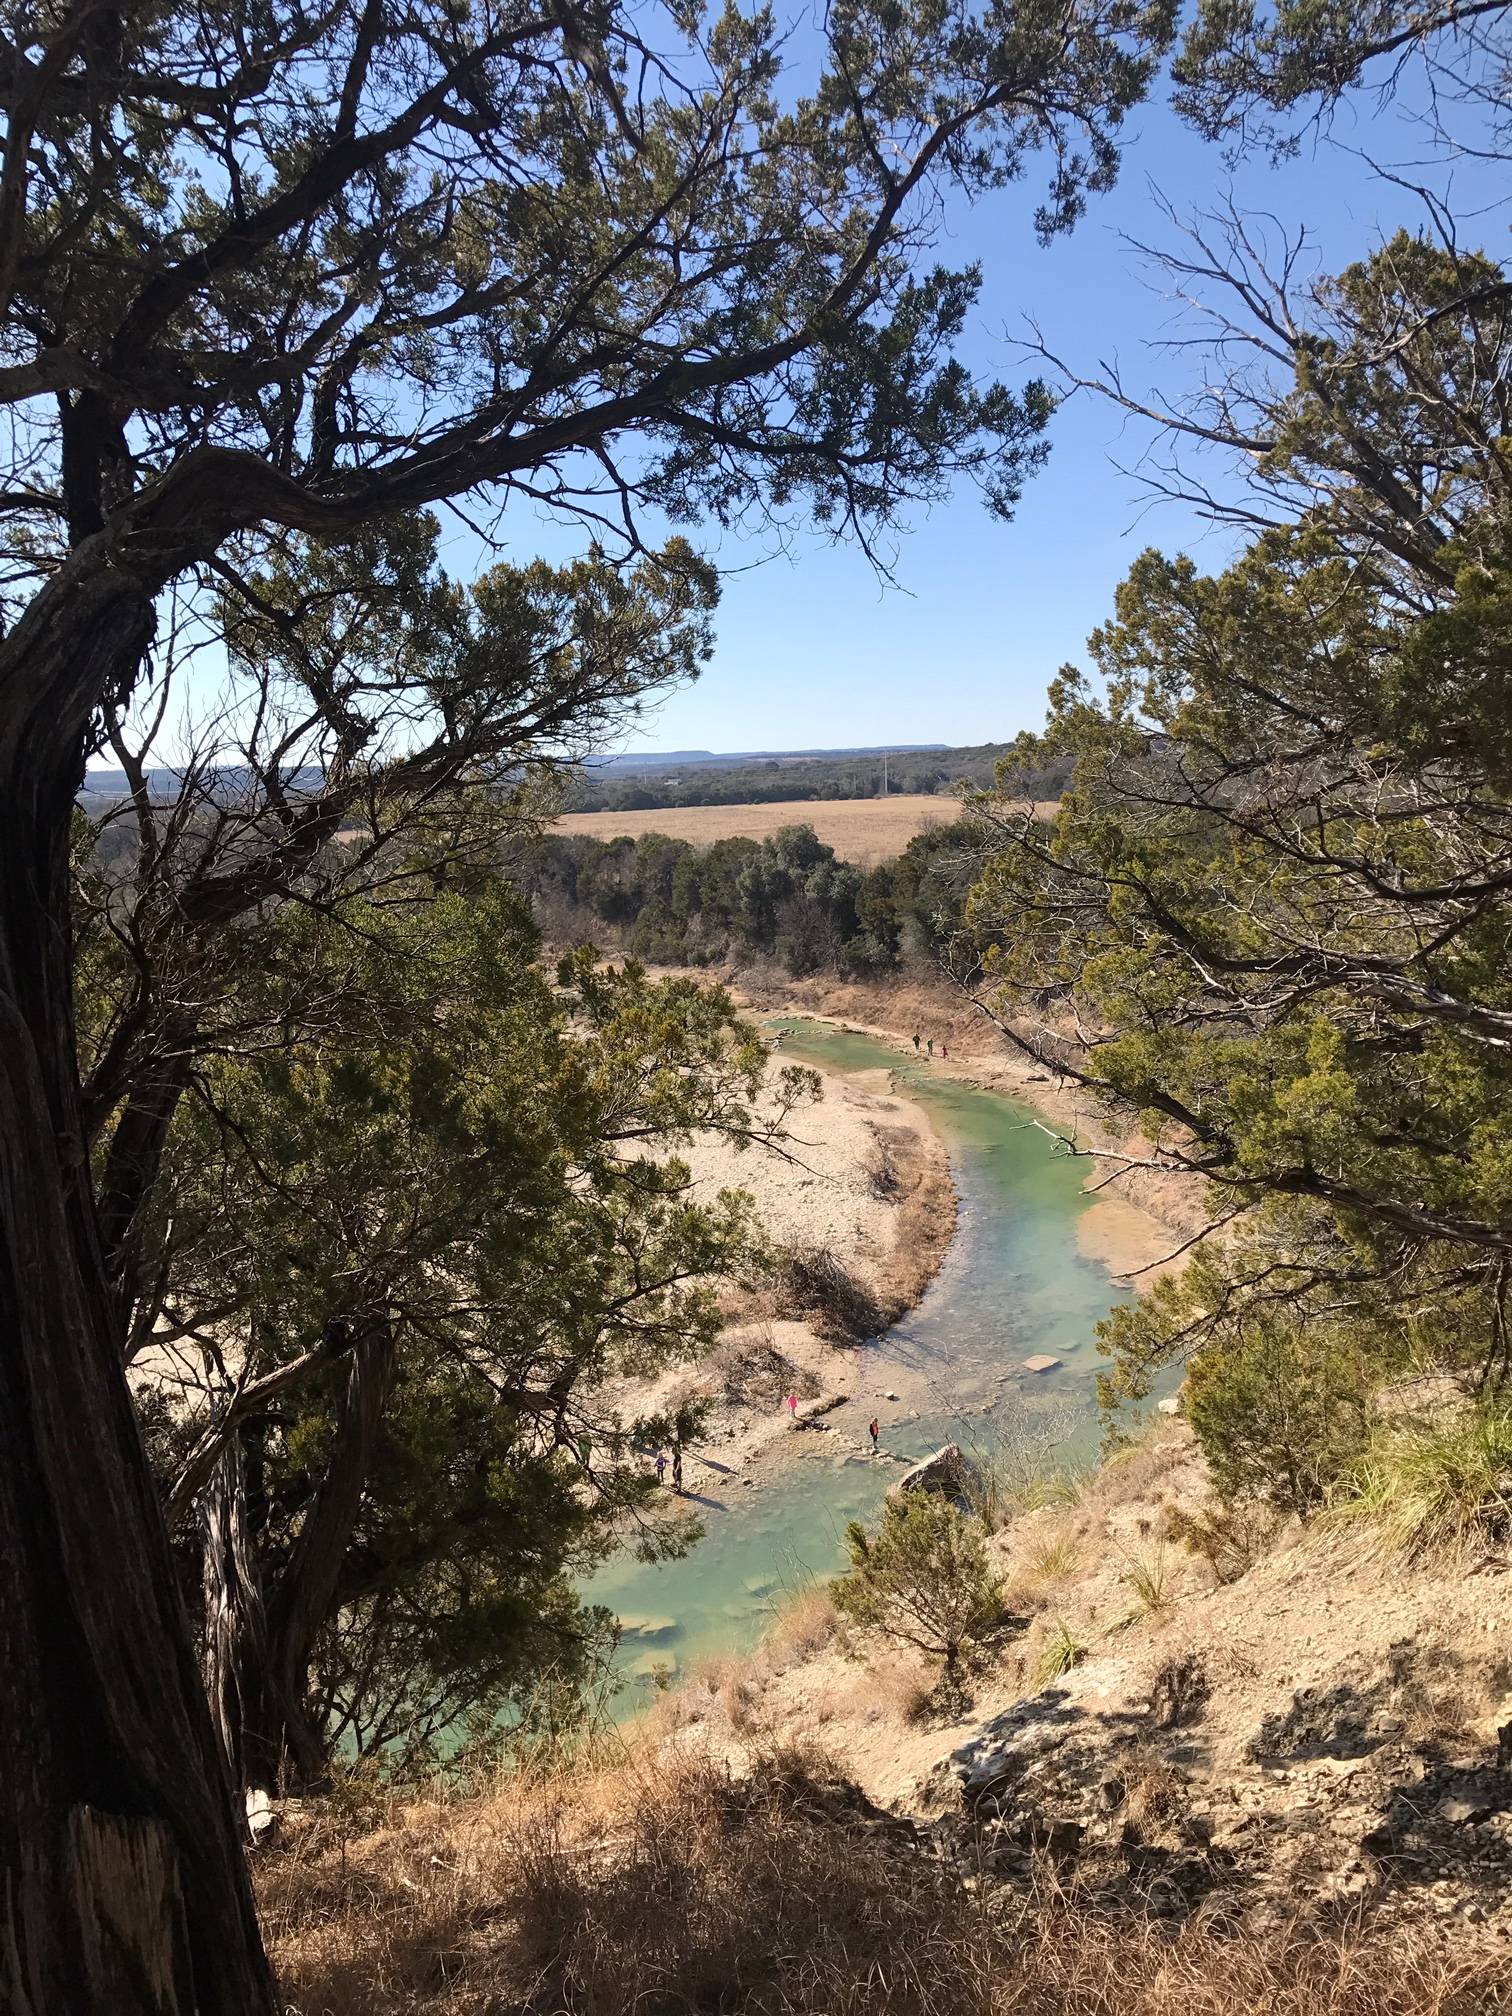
554, 793, 1051, 865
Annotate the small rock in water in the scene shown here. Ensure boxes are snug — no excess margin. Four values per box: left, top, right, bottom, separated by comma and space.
1022, 1354, 1061, 1374
618, 1613, 678, 1642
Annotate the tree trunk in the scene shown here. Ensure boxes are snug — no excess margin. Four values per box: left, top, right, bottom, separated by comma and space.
202, 1322, 397, 1798
0, 549, 277, 2012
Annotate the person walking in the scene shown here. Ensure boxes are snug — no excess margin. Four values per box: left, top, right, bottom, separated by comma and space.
926, 1036, 934, 1058
786, 1391, 798, 1421
941, 1042, 949, 1061
672, 1447, 684, 1494
577, 1430, 592, 1471
868, 1416, 880, 1454
655, 1451, 667, 1485
912, 1031, 921, 1053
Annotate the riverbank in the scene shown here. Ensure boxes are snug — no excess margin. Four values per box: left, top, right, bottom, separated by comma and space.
726, 968, 1204, 1276
577, 1415, 1512, 1984
610, 1053, 956, 1502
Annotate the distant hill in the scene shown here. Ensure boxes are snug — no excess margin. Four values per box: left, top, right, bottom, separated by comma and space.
592, 743, 948, 775
77, 742, 1063, 818
78, 765, 323, 806
565, 740, 1066, 813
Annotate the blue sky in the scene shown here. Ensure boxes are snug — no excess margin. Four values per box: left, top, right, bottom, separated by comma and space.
560, 64, 1508, 756
94, 32, 1508, 772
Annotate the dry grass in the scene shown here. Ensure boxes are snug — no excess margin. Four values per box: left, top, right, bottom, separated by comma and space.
1118, 1545, 1174, 1624
262, 1744, 1510, 2016
765, 1583, 841, 1663
552, 795, 972, 865
860, 1649, 938, 1725
1023, 1527, 1080, 1589
715, 1324, 819, 1407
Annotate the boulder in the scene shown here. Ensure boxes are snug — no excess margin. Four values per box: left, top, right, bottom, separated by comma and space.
886, 1442, 978, 1505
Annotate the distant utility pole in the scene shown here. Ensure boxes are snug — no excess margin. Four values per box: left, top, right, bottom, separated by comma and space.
882, 752, 888, 796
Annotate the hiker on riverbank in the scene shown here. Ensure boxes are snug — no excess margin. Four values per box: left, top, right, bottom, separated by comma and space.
927, 1036, 934, 1058
655, 1452, 667, 1485
868, 1417, 880, 1453
672, 1447, 683, 1493
786, 1391, 798, 1420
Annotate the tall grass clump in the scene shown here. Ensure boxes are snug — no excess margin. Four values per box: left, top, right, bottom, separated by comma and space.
961, 1410, 1089, 1532
1331, 1403, 1512, 1557
1034, 1617, 1086, 1685
1118, 1545, 1173, 1623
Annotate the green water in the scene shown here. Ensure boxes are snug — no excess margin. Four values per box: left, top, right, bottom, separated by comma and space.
591, 1018, 1135, 1704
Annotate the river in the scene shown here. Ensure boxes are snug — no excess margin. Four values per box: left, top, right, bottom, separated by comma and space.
588, 1016, 1141, 1705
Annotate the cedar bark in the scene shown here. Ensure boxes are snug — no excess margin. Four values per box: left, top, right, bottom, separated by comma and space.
201, 1324, 398, 1796
0, 548, 276, 2011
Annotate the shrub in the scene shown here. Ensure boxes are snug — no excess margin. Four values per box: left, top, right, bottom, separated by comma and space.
1330, 1402, 1512, 1557
864, 1136, 903, 1200
1183, 1313, 1374, 1516
1159, 1498, 1275, 1586
1149, 1650, 1211, 1729
831, 1493, 1004, 1671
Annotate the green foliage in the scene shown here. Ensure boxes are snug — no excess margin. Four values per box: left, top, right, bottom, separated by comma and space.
7, 0, 1179, 644
1033, 1616, 1086, 1684
1330, 1403, 1512, 1558
1172, 0, 1505, 152
832, 1492, 1005, 1669
150, 879, 784, 1771
1099, 1225, 1386, 1514
1158, 1498, 1275, 1586
971, 237, 1512, 1498
518, 818, 986, 976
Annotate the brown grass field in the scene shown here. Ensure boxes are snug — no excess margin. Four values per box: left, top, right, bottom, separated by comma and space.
553, 794, 972, 866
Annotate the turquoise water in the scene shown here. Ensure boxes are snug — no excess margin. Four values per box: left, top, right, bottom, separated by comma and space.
590, 1018, 1135, 1703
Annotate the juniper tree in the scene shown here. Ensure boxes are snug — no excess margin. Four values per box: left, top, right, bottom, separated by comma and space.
0, 1, 1176, 2002
965, 235, 1512, 1455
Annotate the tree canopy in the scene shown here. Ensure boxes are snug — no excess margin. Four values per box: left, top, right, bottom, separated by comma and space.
965, 231, 1512, 1480
1171, 0, 1512, 155
106, 876, 794, 1791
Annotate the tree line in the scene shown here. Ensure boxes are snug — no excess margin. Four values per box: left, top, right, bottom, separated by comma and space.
561, 743, 1074, 813
514, 820, 982, 975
